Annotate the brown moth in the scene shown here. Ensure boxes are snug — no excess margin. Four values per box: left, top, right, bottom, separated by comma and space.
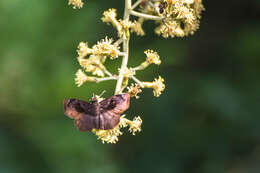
64, 93, 130, 131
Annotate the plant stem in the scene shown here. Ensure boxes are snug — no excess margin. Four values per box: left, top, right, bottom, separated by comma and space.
131, 76, 144, 87
131, 0, 143, 10
130, 10, 164, 20
115, 0, 132, 94
114, 38, 124, 46
96, 76, 117, 83
115, 0, 163, 94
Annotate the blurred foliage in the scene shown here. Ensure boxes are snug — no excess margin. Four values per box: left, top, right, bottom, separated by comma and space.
1, 1, 260, 173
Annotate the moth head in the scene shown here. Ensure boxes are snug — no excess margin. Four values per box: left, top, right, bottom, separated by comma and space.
64, 99, 83, 119
90, 97, 99, 108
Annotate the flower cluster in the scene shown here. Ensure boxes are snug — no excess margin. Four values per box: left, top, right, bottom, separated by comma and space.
127, 84, 142, 99
92, 115, 142, 144
67, 0, 204, 144
101, 8, 147, 38
143, 76, 166, 97
75, 37, 119, 86
135, 0, 205, 38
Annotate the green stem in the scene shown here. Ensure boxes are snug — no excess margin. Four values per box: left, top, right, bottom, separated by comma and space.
115, 0, 132, 94
130, 10, 164, 20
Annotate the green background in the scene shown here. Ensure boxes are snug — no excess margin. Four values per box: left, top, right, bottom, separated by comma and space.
1, 1, 260, 173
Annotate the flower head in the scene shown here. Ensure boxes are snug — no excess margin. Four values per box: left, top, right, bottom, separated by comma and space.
118, 19, 133, 38
127, 83, 142, 99
152, 76, 166, 97
101, 8, 117, 24
75, 69, 88, 87
174, 1, 195, 24
92, 115, 142, 144
77, 42, 92, 58
76, 37, 120, 77
153, 0, 204, 37
130, 19, 145, 36
75, 69, 98, 86
120, 67, 136, 78
155, 20, 185, 38
92, 37, 120, 59
128, 116, 142, 135
68, 0, 84, 9
144, 49, 161, 65
142, 76, 166, 97
101, 9, 122, 32
78, 55, 105, 77
92, 126, 122, 144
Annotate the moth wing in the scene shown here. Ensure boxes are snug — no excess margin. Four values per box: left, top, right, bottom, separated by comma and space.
99, 93, 130, 130
99, 111, 120, 130
64, 98, 95, 119
64, 99, 99, 131
74, 113, 99, 131
100, 93, 130, 115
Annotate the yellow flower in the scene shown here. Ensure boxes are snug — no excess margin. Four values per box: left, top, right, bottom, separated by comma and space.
101, 8, 117, 24
130, 20, 145, 36
101, 9, 122, 32
77, 42, 92, 58
118, 19, 133, 38
143, 76, 166, 97
144, 49, 161, 65
68, 0, 84, 9
92, 37, 120, 59
77, 37, 119, 77
75, 69, 88, 87
155, 20, 185, 38
92, 115, 142, 144
152, 76, 165, 97
174, 2, 195, 24
92, 127, 122, 144
127, 83, 142, 99
119, 67, 136, 78
78, 55, 105, 77
153, 0, 204, 37
128, 116, 142, 135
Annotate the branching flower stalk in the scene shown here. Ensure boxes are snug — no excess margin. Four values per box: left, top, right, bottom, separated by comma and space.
68, 0, 205, 143
115, 0, 131, 95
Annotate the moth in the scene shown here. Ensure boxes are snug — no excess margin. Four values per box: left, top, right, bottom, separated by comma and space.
64, 93, 130, 131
